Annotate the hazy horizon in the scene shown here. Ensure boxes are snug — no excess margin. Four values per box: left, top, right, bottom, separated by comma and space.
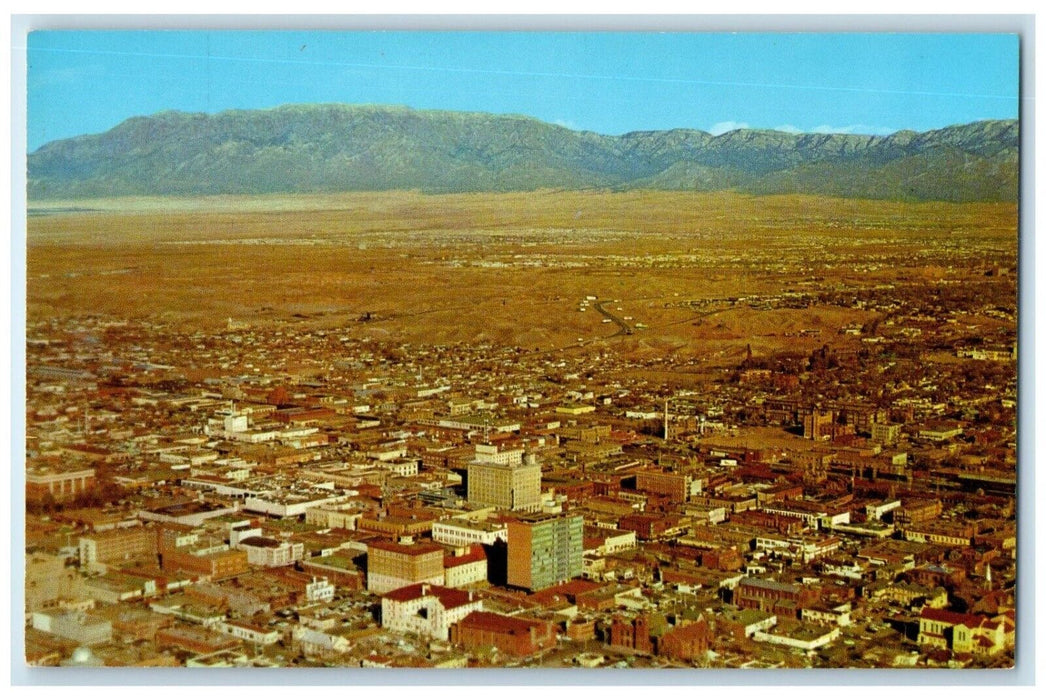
27, 31, 1019, 152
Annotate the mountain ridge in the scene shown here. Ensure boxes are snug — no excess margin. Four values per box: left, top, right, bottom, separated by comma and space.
27, 104, 1019, 202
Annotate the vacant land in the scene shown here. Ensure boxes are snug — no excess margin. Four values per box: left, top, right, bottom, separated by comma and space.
27, 190, 1017, 364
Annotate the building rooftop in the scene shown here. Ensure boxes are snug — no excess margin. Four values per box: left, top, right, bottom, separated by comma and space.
367, 540, 444, 556
382, 583, 476, 609
457, 611, 545, 635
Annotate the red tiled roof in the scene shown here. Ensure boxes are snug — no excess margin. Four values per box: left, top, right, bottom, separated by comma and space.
444, 545, 486, 568
919, 606, 989, 628
537, 579, 602, 598
382, 583, 475, 609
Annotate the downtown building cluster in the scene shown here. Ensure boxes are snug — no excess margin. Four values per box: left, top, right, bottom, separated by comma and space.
24, 269, 1017, 669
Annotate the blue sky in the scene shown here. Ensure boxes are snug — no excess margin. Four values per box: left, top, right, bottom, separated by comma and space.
26, 31, 1019, 152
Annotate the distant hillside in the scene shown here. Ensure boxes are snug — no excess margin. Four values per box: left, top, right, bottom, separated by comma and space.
27, 104, 1019, 202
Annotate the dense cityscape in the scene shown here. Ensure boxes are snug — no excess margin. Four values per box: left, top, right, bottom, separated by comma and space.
24, 206, 1017, 669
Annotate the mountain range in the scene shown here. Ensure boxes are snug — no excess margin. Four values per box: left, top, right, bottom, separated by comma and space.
27, 104, 1019, 202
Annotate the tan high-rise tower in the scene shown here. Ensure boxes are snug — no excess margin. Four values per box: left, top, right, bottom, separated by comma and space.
467, 453, 541, 512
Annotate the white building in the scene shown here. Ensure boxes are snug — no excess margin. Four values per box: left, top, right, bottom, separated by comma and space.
235, 536, 304, 568
305, 504, 363, 530
244, 491, 348, 518
800, 603, 852, 628
473, 443, 524, 466
865, 499, 902, 521
432, 518, 508, 547
224, 413, 249, 433
753, 624, 841, 651
215, 620, 281, 646
306, 577, 336, 603
383, 459, 420, 477
380, 583, 483, 641
31, 611, 112, 646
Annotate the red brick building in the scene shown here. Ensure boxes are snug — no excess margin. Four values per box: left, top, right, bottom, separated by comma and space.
734, 577, 817, 619
657, 618, 712, 663
634, 470, 691, 503
161, 548, 249, 580
450, 611, 556, 657
618, 513, 679, 541
608, 615, 653, 654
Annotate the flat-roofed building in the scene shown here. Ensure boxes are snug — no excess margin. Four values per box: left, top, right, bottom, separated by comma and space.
450, 611, 556, 657
432, 518, 508, 547
894, 499, 943, 527
871, 422, 902, 446
437, 414, 521, 434
304, 504, 363, 530
31, 610, 112, 646
161, 546, 249, 580
918, 424, 964, 442
467, 457, 541, 512
139, 501, 240, 528
78, 526, 156, 568
244, 491, 347, 518
734, 577, 817, 619
367, 540, 445, 594
235, 536, 305, 568
26, 466, 96, 501
473, 443, 524, 466
301, 554, 364, 590
358, 513, 434, 538
214, 620, 281, 646
507, 512, 583, 591
635, 470, 692, 503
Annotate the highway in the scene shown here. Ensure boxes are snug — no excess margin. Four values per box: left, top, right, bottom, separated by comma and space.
594, 299, 633, 337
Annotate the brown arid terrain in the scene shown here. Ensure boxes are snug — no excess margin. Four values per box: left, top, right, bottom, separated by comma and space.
27, 190, 1017, 368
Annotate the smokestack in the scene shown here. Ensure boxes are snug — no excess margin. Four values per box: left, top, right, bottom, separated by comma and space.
664, 399, 669, 441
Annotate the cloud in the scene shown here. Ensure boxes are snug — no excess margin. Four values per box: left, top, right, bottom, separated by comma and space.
553, 118, 578, 130
708, 120, 749, 135
773, 124, 803, 134
32, 64, 104, 88
810, 123, 897, 136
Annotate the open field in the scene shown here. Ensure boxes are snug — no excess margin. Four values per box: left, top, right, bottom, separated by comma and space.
27, 190, 1017, 365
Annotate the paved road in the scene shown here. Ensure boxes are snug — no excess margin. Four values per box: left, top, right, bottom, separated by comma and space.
594, 300, 633, 337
